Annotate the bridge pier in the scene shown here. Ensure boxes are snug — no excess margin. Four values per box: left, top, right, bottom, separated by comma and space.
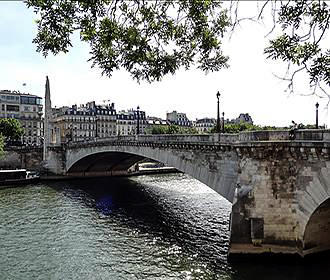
228, 143, 330, 260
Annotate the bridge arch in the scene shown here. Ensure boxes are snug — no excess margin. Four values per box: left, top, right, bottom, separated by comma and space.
303, 198, 330, 255
296, 163, 330, 255
68, 151, 145, 174
65, 145, 239, 202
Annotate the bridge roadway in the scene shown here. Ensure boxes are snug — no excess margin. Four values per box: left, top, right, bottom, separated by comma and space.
45, 129, 330, 260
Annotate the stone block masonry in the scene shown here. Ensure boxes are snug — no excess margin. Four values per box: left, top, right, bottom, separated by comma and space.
0, 147, 43, 170
229, 142, 330, 259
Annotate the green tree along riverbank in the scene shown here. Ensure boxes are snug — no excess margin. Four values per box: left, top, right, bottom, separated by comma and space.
0, 118, 24, 141
147, 125, 198, 135
0, 118, 24, 156
209, 122, 319, 134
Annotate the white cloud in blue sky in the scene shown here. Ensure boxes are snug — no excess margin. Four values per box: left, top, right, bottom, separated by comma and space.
0, 1, 329, 127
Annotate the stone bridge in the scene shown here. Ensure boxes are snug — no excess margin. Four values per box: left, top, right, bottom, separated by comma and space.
45, 130, 330, 260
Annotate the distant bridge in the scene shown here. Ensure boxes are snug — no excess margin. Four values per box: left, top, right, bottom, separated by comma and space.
45, 130, 330, 259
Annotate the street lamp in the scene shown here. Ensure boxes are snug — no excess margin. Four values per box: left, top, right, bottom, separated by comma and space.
216, 91, 221, 133
222, 112, 225, 133
136, 106, 140, 135
315, 102, 319, 129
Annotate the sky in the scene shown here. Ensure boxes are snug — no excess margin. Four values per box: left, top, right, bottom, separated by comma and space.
0, 1, 329, 127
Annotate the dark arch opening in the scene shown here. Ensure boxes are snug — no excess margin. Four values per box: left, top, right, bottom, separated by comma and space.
68, 151, 145, 175
303, 198, 330, 255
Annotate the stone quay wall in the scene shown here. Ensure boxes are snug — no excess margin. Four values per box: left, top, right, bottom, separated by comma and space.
0, 147, 43, 170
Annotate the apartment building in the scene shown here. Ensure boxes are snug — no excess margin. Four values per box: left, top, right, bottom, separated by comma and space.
226, 113, 253, 125
195, 118, 216, 133
0, 90, 43, 145
166, 110, 192, 127
51, 101, 117, 143
117, 108, 147, 135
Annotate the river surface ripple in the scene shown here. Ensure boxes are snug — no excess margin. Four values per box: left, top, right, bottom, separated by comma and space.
0, 173, 329, 279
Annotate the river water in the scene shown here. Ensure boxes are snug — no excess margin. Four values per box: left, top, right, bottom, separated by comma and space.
0, 173, 329, 279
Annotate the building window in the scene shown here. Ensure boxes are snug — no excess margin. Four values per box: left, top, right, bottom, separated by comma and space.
28, 97, 36, 104
6, 105, 19, 112
21, 97, 29, 104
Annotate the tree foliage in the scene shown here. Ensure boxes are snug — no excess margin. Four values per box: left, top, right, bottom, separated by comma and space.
0, 118, 24, 141
210, 122, 261, 134
209, 121, 322, 134
261, 0, 329, 95
25, 0, 329, 95
25, 0, 230, 82
147, 124, 197, 135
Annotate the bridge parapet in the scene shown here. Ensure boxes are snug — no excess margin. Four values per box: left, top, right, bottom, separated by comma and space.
61, 133, 238, 149
61, 129, 330, 150
95, 133, 234, 144
238, 129, 330, 142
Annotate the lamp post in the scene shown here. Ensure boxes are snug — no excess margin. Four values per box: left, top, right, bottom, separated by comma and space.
315, 102, 319, 129
136, 106, 140, 135
222, 112, 225, 133
216, 91, 221, 133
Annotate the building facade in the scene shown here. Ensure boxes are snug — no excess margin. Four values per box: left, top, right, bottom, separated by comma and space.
195, 118, 216, 133
228, 113, 253, 124
50, 103, 148, 143
0, 89, 43, 145
117, 108, 147, 135
166, 111, 192, 127
90, 101, 117, 138
51, 101, 117, 143
146, 116, 168, 126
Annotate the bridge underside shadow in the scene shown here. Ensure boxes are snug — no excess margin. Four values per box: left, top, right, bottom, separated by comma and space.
68, 151, 145, 176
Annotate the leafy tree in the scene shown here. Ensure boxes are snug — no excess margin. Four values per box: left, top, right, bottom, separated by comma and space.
25, 0, 230, 82
0, 118, 24, 141
147, 125, 168, 134
222, 122, 262, 134
181, 126, 199, 134
26, 0, 329, 94
147, 124, 197, 134
210, 122, 286, 134
296, 123, 325, 129
263, 0, 330, 95
226, 0, 329, 96
209, 121, 324, 134
166, 124, 181, 134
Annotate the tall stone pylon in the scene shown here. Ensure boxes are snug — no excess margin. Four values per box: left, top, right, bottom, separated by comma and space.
43, 76, 52, 161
